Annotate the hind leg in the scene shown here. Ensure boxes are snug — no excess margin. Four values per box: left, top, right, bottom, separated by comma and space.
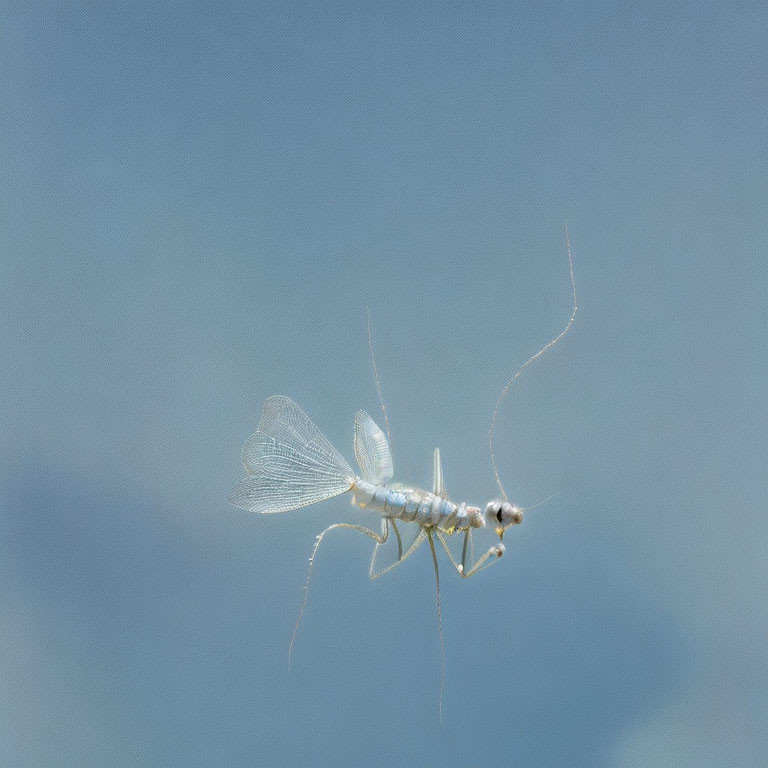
289, 522, 388, 667
369, 519, 427, 580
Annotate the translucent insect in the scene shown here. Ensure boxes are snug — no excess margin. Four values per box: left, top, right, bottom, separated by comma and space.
229, 229, 577, 721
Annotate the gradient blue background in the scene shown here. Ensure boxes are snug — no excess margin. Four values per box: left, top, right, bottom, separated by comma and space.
2, 2, 766, 766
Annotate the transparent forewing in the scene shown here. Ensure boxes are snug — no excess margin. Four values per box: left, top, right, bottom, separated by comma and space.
248, 396, 352, 473
370, 519, 426, 578
353, 410, 394, 485
436, 528, 475, 573
229, 397, 354, 514
432, 447, 446, 497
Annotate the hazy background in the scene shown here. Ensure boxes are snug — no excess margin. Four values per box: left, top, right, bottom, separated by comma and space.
2, 2, 766, 766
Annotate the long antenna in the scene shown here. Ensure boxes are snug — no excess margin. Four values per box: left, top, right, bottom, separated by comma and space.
489, 223, 578, 501
366, 306, 392, 446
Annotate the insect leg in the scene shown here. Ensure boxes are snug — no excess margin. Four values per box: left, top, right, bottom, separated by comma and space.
436, 530, 505, 579
369, 522, 427, 580
288, 521, 388, 669
427, 530, 446, 726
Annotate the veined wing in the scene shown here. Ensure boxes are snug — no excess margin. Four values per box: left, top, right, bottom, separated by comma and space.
247, 396, 351, 474
229, 396, 354, 514
354, 410, 394, 485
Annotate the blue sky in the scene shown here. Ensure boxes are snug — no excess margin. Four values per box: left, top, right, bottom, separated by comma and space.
2, 2, 766, 766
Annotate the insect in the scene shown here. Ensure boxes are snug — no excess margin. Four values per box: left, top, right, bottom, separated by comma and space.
229, 229, 577, 721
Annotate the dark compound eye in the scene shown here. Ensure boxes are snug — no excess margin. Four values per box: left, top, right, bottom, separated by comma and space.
496, 507, 504, 523
486, 501, 502, 516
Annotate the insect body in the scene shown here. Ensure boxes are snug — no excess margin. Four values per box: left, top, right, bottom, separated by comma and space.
229, 395, 523, 723
230, 233, 577, 720
229, 396, 522, 580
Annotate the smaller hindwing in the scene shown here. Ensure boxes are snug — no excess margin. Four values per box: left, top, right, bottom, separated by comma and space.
353, 410, 394, 485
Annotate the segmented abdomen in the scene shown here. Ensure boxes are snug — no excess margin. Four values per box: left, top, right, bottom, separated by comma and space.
351, 479, 468, 529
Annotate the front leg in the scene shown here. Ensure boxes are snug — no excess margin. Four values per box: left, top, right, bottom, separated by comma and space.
436, 529, 505, 578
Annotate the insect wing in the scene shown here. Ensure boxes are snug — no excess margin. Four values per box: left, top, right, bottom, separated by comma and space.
229, 396, 354, 514
354, 410, 394, 485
